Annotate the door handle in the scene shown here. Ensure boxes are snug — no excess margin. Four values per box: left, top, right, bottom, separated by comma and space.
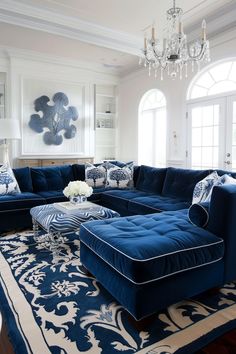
224, 160, 231, 165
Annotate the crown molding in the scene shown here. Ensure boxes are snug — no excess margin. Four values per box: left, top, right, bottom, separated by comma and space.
0, 0, 141, 56
0, 45, 121, 80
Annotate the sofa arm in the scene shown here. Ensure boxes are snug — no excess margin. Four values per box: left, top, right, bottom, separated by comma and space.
207, 184, 236, 282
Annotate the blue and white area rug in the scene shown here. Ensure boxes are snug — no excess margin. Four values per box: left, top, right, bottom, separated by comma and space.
1, 231, 236, 354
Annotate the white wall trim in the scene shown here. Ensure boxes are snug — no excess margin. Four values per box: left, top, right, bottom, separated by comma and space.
0, 0, 142, 56
0, 45, 120, 81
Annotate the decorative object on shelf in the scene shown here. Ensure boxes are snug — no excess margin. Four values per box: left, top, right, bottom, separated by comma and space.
29, 92, 79, 146
0, 118, 21, 165
139, 0, 210, 80
63, 180, 93, 205
105, 104, 111, 113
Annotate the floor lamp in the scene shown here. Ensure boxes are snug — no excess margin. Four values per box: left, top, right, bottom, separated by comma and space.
0, 119, 21, 165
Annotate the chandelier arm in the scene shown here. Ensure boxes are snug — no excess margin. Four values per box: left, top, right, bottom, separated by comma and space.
187, 43, 206, 61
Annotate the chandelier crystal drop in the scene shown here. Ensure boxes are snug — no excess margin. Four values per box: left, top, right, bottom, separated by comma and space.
139, 0, 210, 80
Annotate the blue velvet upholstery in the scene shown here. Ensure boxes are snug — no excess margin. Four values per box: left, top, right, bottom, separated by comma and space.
128, 195, 190, 214
0, 192, 45, 211
188, 202, 209, 228
31, 165, 74, 192
72, 164, 85, 181
38, 190, 67, 204
80, 211, 224, 284
136, 165, 167, 194
207, 185, 236, 282
162, 167, 210, 202
13, 167, 33, 193
81, 242, 224, 320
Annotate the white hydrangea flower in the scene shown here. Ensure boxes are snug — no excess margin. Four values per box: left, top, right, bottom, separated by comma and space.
63, 180, 93, 198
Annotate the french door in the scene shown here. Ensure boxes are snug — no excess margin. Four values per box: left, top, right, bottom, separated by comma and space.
187, 94, 236, 171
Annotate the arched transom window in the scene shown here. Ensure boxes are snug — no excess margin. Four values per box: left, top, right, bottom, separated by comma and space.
138, 89, 167, 167
188, 60, 236, 100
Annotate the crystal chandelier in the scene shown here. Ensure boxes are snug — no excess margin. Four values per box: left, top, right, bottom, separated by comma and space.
139, 0, 210, 80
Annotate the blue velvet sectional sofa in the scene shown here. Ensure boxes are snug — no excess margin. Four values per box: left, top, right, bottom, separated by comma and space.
1, 163, 236, 321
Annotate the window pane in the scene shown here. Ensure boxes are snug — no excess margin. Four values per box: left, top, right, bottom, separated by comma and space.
208, 81, 236, 96
192, 147, 202, 166
202, 147, 213, 167
233, 102, 236, 123
191, 85, 208, 99
202, 106, 213, 126
192, 107, 202, 127
209, 62, 232, 81
202, 127, 213, 146
196, 72, 215, 89
192, 128, 202, 146
214, 105, 219, 125
213, 126, 219, 146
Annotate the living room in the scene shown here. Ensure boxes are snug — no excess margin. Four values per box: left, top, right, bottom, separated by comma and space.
0, 1, 236, 353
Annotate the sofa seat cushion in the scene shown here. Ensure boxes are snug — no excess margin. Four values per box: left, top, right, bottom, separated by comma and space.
0, 192, 45, 211
128, 195, 190, 214
38, 190, 67, 204
100, 189, 148, 211
80, 211, 224, 284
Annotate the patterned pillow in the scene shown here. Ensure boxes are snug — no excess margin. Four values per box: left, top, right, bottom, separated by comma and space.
220, 174, 236, 185
0, 164, 21, 195
106, 162, 134, 188
85, 163, 106, 188
192, 171, 221, 204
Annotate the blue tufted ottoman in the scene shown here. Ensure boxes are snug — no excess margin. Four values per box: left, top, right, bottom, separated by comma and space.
80, 210, 224, 320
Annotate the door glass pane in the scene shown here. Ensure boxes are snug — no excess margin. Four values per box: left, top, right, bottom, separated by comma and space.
191, 104, 220, 169
232, 102, 236, 171
139, 111, 154, 166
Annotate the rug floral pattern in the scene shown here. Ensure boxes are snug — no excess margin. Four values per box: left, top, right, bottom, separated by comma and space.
0, 231, 236, 354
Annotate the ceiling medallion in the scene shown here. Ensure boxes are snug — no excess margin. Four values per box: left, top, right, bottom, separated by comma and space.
139, 0, 210, 80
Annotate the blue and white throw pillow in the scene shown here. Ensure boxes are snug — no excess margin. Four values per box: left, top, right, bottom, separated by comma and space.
106, 162, 134, 188
0, 164, 21, 195
219, 174, 236, 185
192, 171, 222, 204
85, 163, 106, 188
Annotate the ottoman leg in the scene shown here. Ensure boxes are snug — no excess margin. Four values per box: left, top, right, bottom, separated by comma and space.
32, 218, 39, 242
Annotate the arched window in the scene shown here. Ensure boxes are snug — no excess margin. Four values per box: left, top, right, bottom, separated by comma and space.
187, 59, 236, 171
188, 60, 236, 100
138, 89, 167, 167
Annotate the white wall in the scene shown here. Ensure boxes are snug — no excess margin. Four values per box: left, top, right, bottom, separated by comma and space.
0, 48, 119, 166
117, 28, 236, 167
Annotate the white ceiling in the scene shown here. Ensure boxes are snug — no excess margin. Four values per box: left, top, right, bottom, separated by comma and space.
0, 0, 235, 75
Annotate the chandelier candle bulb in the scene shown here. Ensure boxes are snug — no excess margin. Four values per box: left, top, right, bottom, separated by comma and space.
179, 21, 183, 35
144, 36, 147, 50
152, 26, 155, 41
202, 19, 206, 41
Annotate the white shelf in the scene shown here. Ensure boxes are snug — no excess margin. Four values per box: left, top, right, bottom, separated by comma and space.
96, 93, 115, 98
96, 112, 115, 116
96, 144, 116, 148
96, 127, 115, 131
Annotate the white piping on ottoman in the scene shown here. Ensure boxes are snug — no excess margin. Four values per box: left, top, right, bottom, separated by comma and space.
81, 224, 224, 262
80, 238, 223, 285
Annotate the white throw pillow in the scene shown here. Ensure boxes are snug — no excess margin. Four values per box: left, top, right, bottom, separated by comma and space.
192, 171, 221, 204
85, 163, 106, 188
0, 164, 21, 195
106, 162, 134, 188
220, 174, 236, 185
